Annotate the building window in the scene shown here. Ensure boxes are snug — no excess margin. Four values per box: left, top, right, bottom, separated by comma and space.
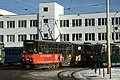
85, 19, 88, 26
72, 19, 82, 27
18, 34, 26, 42
60, 20, 62, 27
98, 18, 101, 26
85, 18, 95, 26
112, 17, 120, 25
44, 33, 48, 39
92, 33, 95, 40
98, 18, 107, 26
112, 18, 114, 25
112, 32, 120, 41
72, 33, 82, 41
30, 20, 38, 27
60, 20, 69, 27
85, 33, 95, 41
43, 7, 48, 12
98, 33, 101, 40
30, 34, 38, 40
66, 20, 69, 27
98, 33, 107, 40
0, 21, 3, 28
0, 35, 3, 42
18, 20, 27, 28
92, 19, 95, 26
116, 18, 119, 25
85, 33, 88, 40
7, 35, 15, 42
72, 20, 75, 27
112, 33, 114, 40
60, 34, 69, 41
43, 19, 48, 23
116, 33, 118, 40
7, 21, 15, 28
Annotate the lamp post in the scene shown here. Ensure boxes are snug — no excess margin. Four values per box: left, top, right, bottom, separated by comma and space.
106, 0, 111, 76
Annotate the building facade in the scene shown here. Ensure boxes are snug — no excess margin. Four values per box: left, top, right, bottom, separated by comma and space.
0, 2, 120, 46
59, 12, 120, 44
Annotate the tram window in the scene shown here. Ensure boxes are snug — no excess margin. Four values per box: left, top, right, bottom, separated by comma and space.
112, 48, 119, 55
48, 43, 51, 48
39, 46, 44, 54
62, 44, 65, 49
10, 50, 13, 55
33, 48, 37, 53
47, 49, 52, 54
53, 43, 55, 48
14, 50, 19, 55
58, 44, 61, 48
45, 43, 48, 48
5, 50, 9, 55
84, 45, 92, 54
59, 44, 61, 48
29, 47, 34, 53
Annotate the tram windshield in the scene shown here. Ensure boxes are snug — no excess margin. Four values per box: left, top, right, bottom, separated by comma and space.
111, 45, 119, 55
94, 44, 102, 55
5, 48, 22, 55
83, 44, 93, 54
23, 40, 38, 54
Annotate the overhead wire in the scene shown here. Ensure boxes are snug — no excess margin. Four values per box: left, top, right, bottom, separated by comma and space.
13, 0, 38, 14
66, 2, 106, 15
68, 0, 72, 10
14, 0, 28, 10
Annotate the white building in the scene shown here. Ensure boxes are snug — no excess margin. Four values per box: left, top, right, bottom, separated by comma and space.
0, 2, 120, 46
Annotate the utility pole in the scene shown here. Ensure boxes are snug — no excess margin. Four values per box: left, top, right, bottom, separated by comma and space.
106, 0, 111, 75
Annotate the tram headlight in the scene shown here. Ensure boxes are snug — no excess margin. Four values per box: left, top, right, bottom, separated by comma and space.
30, 59, 33, 61
24, 56, 33, 62
22, 59, 25, 61
90, 55, 93, 59
26, 58, 29, 61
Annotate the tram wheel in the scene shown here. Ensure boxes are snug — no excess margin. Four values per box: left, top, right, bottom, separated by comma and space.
25, 64, 34, 69
26, 65, 31, 69
55, 63, 59, 68
48, 63, 60, 69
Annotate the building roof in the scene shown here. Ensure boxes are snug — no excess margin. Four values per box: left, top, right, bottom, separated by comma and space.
0, 9, 16, 16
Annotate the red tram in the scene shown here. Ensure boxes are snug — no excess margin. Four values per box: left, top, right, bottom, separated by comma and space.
22, 40, 76, 69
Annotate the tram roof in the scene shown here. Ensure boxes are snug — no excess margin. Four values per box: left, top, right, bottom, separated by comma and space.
24, 40, 72, 44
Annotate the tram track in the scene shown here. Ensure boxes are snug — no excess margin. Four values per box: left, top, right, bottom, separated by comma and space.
58, 70, 76, 80
19, 67, 87, 80
57, 68, 85, 80
2, 66, 88, 80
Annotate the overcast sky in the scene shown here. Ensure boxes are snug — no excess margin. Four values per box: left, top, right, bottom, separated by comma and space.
0, 0, 120, 14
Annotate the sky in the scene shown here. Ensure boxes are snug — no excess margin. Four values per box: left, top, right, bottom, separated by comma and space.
0, 0, 120, 15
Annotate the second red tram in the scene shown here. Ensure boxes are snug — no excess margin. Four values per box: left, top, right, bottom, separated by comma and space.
22, 40, 76, 69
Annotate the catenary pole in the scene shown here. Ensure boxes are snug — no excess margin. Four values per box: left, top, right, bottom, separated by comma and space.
106, 0, 111, 75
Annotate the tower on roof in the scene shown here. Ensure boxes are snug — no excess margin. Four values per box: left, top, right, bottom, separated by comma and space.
38, 2, 64, 41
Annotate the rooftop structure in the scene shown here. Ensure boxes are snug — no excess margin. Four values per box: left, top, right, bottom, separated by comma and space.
0, 9, 16, 15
